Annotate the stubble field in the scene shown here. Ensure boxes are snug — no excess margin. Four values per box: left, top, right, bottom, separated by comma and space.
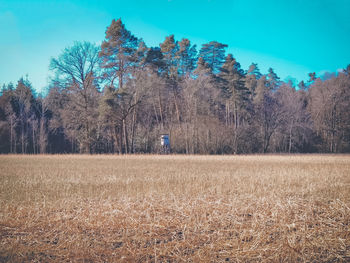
0, 154, 349, 262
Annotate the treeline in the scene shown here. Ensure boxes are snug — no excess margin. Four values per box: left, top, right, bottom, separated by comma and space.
1, 19, 350, 154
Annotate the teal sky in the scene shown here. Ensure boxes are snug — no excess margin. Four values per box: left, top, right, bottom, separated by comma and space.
1, 0, 349, 93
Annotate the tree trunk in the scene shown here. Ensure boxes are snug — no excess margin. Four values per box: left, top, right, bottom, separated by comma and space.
185, 123, 189, 154
32, 120, 36, 154
152, 99, 160, 126
10, 117, 13, 153
158, 91, 164, 128
14, 132, 17, 153
288, 121, 293, 154
123, 119, 129, 154
39, 118, 46, 154
173, 89, 181, 123
21, 120, 25, 154
130, 98, 138, 153
225, 100, 229, 126
114, 126, 121, 154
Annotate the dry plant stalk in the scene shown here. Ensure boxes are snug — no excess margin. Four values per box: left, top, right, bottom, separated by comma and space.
0, 154, 349, 262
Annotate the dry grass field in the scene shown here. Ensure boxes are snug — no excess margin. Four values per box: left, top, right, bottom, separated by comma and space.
0, 155, 349, 262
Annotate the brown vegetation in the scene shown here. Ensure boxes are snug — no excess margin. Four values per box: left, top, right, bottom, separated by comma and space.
0, 155, 350, 262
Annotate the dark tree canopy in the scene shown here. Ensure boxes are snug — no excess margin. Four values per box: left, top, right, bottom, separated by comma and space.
199, 41, 228, 74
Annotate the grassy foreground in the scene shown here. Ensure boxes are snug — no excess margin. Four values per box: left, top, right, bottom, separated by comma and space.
0, 154, 349, 262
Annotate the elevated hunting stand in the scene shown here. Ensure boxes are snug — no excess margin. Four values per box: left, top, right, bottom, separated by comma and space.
160, 134, 170, 154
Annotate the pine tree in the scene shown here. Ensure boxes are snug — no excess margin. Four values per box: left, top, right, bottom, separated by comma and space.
199, 41, 227, 74
99, 18, 139, 90
219, 54, 250, 153
267, 67, 280, 91
160, 35, 179, 77
247, 63, 262, 78
245, 63, 261, 100
220, 54, 249, 127
144, 47, 166, 74
177, 38, 197, 76
160, 35, 181, 122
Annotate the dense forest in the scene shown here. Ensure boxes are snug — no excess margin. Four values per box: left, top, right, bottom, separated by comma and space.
1, 19, 350, 154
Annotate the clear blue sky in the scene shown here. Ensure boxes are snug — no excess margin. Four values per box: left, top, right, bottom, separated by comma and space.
1, 0, 349, 94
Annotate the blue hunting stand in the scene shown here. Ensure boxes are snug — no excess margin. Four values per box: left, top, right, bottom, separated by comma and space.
160, 134, 170, 154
